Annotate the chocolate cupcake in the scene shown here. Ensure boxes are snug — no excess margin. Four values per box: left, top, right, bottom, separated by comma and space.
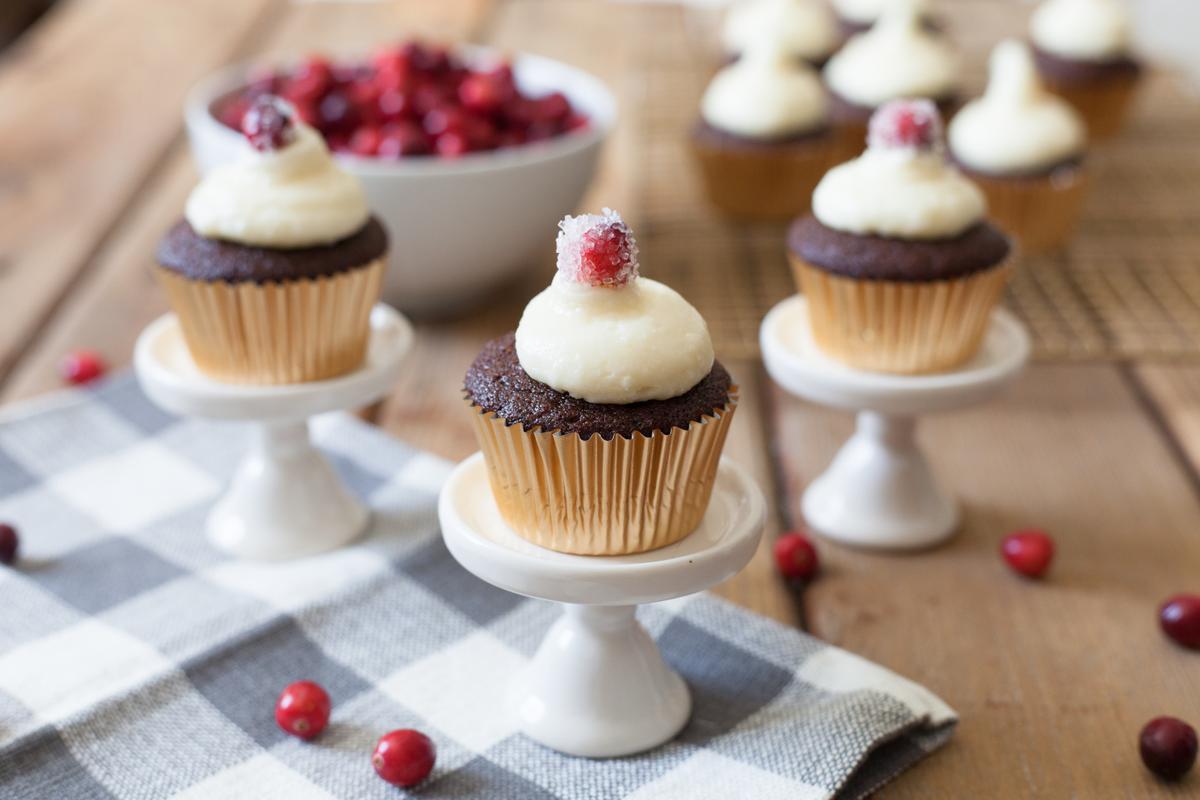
692, 42, 834, 220
465, 210, 735, 555
1030, 0, 1142, 141
722, 0, 839, 69
822, 3, 960, 163
788, 100, 1013, 373
156, 97, 385, 384
949, 40, 1089, 255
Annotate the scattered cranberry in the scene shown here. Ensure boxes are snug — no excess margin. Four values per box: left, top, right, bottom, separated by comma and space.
868, 98, 942, 151
0, 524, 18, 566
241, 95, 296, 152
1159, 594, 1200, 650
275, 681, 331, 740
1140, 717, 1197, 781
774, 532, 819, 581
372, 729, 436, 787
1000, 529, 1055, 579
60, 350, 107, 386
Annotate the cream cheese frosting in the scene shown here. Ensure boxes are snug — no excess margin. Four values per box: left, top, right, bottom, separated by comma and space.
701, 43, 828, 138
1031, 0, 1132, 62
949, 40, 1086, 174
823, 3, 958, 108
722, 0, 839, 63
186, 122, 369, 248
831, 0, 927, 25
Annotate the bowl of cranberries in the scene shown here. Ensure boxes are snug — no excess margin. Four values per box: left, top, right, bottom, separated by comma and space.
186, 41, 614, 312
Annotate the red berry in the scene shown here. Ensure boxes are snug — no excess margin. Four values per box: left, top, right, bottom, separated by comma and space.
0, 523, 18, 566
287, 56, 334, 103
868, 98, 942, 151
458, 72, 512, 113
377, 88, 416, 120
434, 130, 470, 158
372, 729, 436, 787
61, 350, 106, 386
531, 92, 570, 123
1140, 717, 1197, 781
1000, 529, 1055, 579
241, 95, 296, 152
774, 532, 819, 581
378, 122, 431, 158
1159, 594, 1200, 650
274, 681, 331, 740
317, 91, 358, 134
555, 210, 639, 288
348, 126, 383, 157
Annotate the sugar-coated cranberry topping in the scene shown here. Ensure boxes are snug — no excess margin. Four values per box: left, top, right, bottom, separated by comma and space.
868, 98, 942, 151
1140, 717, 1197, 781
60, 350, 107, 386
274, 681, 331, 740
555, 209, 639, 288
774, 532, 819, 581
372, 729, 436, 787
0, 523, 18, 566
241, 95, 296, 152
1159, 594, 1200, 650
1000, 529, 1055, 579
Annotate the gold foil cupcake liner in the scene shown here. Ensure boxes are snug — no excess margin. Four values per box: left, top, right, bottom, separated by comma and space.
467, 395, 737, 555
156, 258, 385, 384
791, 256, 1012, 374
1042, 73, 1140, 142
971, 168, 1088, 256
692, 135, 835, 220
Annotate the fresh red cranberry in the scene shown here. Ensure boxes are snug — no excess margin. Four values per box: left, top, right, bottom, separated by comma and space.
774, 532, 819, 581
1159, 594, 1200, 650
459, 72, 512, 113
241, 95, 295, 152
434, 130, 470, 158
1140, 717, 1197, 781
0, 524, 18, 566
317, 91, 358, 133
275, 681, 331, 740
422, 106, 466, 137
287, 55, 334, 102
1000, 529, 1055, 579
497, 129, 528, 149
531, 92, 570, 123
868, 98, 942, 151
463, 114, 498, 150
348, 126, 383, 157
377, 88, 415, 120
60, 350, 107, 386
373, 729, 436, 787
565, 112, 590, 132
378, 122, 431, 158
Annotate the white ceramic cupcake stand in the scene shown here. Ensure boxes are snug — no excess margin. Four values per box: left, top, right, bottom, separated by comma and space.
134, 304, 414, 560
760, 295, 1031, 550
438, 453, 766, 757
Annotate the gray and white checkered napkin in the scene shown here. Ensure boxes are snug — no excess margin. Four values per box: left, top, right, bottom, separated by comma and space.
0, 377, 955, 799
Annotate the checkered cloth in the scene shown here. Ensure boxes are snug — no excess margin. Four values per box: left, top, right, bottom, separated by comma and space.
0, 376, 955, 799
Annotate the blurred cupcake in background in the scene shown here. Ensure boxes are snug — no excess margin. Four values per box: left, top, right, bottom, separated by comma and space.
822, 1, 959, 162
830, 0, 934, 37
1030, 0, 1142, 140
722, 0, 840, 69
787, 100, 1012, 374
692, 41, 833, 220
950, 40, 1088, 255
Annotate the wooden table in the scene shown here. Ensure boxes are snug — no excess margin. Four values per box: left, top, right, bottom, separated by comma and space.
2, 1, 1198, 796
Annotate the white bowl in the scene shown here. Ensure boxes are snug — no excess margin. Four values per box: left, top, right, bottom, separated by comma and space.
184, 50, 615, 314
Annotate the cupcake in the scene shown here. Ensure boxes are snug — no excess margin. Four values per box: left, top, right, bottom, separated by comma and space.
830, 0, 933, 37
949, 40, 1088, 255
722, 0, 840, 69
464, 210, 736, 555
156, 97, 386, 384
692, 42, 834, 220
1030, 0, 1142, 141
822, 2, 959, 163
788, 100, 1013, 374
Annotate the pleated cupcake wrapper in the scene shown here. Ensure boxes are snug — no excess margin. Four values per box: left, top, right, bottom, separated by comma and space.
972, 168, 1088, 256
467, 395, 737, 555
156, 259, 384, 385
1042, 73, 1140, 142
692, 136, 835, 220
791, 256, 1012, 374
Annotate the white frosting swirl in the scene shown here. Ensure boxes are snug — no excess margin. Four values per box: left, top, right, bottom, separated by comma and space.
823, 4, 958, 108
723, 0, 838, 63
1031, 0, 1132, 61
831, 0, 927, 25
515, 274, 714, 405
701, 45, 828, 138
949, 40, 1086, 174
185, 123, 369, 248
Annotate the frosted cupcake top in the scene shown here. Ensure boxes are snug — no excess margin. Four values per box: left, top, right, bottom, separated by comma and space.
701, 43, 829, 139
813, 100, 986, 240
949, 40, 1086, 174
186, 97, 369, 249
1031, 0, 1132, 62
515, 210, 714, 405
823, 3, 958, 108
722, 0, 839, 64
831, 0, 927, 25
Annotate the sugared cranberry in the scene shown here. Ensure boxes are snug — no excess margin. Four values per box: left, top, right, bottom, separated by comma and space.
275, 681, 331, 740
868, 98, 942, 151
1140, 717, 1197, 781
241, 95, 296, 152
61, 350, 106, 386
774, 532, 819, 581
1159, 594, 1200, 650
556, 209, 639, 288
1000, 529, 1055, 579
0, 524, 18, 566
372, 729, 436, 787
